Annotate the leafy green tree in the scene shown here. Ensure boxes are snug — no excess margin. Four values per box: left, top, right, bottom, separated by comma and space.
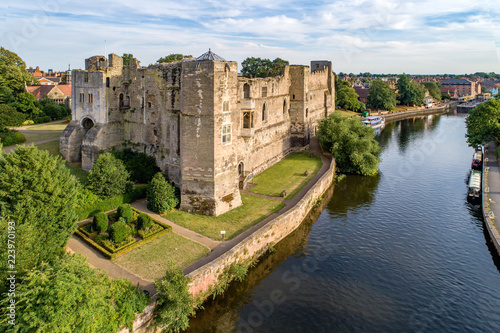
111, 148, 161, 183
465, 99, 500, 147
0, 47, 39, 93
397, 74, 425, 106
0, 146, 79, 292
147, 172, 179, 214
117, 203, 134, 223
334, 78, 364, 112
93, 212, 109, 233
367, 79, 397, 111
241, 57, 289, 78
0, 104, 26, 127
86, 153, 132, 198
157, 54, 193, 63
0, 254, 149, 333
153, 262, 195, 333
14, 91, 42, 118
318, 113, 381, 176
122, 53, 134, 66
422, 82, 442, 101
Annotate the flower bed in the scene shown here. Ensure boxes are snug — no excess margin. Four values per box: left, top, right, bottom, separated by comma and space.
75, 208, 172, 259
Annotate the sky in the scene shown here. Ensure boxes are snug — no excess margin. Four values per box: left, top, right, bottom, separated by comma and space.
0, 0, 499, 75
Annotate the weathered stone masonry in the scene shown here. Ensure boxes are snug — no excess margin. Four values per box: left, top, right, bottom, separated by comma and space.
61, 51, 335, 216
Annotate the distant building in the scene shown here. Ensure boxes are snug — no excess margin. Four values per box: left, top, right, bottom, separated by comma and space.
25, 84, 71, 107
354, 87, 369, 104
439, 86, 458, 99
440, 78, 476, 98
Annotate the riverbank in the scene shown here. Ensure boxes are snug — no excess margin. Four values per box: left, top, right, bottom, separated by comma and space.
481, 142, 500, 256
381, 102, 453, 122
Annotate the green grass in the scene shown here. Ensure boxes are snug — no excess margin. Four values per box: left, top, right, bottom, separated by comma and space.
34, 140, 60, 156
22, 131, 62, 144
25, 122, 68, 131
250, 152, 322, 199
165, 194, 285, 240
112, 232, 209, 281
335, 109, 360, 117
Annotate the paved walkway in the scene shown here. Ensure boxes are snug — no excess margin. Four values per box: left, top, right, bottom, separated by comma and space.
484, 142, 500, 231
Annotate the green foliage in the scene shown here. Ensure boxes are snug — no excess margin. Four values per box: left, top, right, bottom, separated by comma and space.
422, 82, 442, 101
137, 213, 152, 230
93, 212, 109, 233
465, 99, 500, 147
0, 254, 148, 333
76, 184, 148, 221
0, 47, 39, 93
153, 262, 194, 333
229, 263, 248, 282
318, 113, 381, 176
117, 203, 134, 223
0, 103, 26, 127
86, 153, 132, 198
147, 172, 179, 214
39, 96, 70, 120
241, 57, 289, 78
111, 148, 161, 183
157, 54, 193, 63
335, 78, 365, 112
0, 128, 25, 146
122, 53, 134, 66
367, 79, 397, 111
396, 74, 425, 106
0, 146, 79, 293
109, 218, 131, 243
14, 91, 42, 118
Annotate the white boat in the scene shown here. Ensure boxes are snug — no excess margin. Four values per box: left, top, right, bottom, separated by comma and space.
362, 116, 385, 128
467, 170, 481, 203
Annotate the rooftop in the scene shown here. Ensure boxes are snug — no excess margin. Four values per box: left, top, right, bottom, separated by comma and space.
196, 49, 226, 62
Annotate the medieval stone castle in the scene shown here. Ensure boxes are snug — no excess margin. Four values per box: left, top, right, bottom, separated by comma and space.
60, 50, 335, 216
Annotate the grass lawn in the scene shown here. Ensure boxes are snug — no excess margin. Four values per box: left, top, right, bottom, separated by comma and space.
250, 152, 322, 199
165, 194, 285, 240
112, 232, 209, 281
335, 109, 361, 117
35, 140, 60, 156
25, 122, 68, 131
22, 131, 62, 143
390, 105, 420, 113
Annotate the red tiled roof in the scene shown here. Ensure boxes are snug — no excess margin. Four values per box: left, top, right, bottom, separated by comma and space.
57, 84, 71, 96
25, 85, 54, 99
354, 87, 369, 99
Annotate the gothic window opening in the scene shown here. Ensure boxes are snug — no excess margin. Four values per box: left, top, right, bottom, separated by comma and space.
106, 77, 110, 88
243, 83, 250, 99
222, 124, 232, 144
80, 93, 84, 103
283, 99, 287, 114
262, 86, 267, 98
262, 103, 268, 122
243, 112, 254, 129
88, 94, 93, 104
83, 73, 89, 83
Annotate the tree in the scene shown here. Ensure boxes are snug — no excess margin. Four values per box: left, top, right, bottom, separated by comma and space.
0, 254, 149, 333
334, 78, 364, 112
367, 79, 397, 111
14, 91, 42, 118
153, 262, 195, 333
147, 172, 179, 214
396, 74, 425, 106
422, 82, 442, 101
111, 148, 161, 184
122, 53, 134, 66
157, 54, 192, 63
0, 146, 79, 291
92, 212, 109, 233
86, 153, 132, 198
465, 99, 500, 147
0, 104, 25, 127
318, 113, 381, 176
0, 47, 38, 93
241, 57, 289, 78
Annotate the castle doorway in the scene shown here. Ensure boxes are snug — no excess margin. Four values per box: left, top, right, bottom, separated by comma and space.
81, 117, 94, 133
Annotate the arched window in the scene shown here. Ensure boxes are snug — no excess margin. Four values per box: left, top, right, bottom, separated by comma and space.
243, 83, 250, 99
82, 117, 94, 132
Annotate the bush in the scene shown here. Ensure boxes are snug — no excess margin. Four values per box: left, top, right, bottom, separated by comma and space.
108, 218, 131, 243
86, 153, 132, 199
111, 148, 161, 184
0, 129, 25, 146
117, 203, 134, 223
92, 212, 109, 233
137, 213, 152, 230
94, 234, 108, 244
0, 104, 26, 127
147, 172, 179, 214
33, 115, 51, 124
22, 119, 34, 126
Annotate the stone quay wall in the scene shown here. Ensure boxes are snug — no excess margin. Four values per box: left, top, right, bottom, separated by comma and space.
482, 145, 500, 256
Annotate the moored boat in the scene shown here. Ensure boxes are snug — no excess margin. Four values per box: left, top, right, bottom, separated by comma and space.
467, 170, 481, 203
471, 147, 483, 170
362, 116, 385, 128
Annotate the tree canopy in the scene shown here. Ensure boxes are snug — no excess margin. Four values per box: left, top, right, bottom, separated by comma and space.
318, 113, 381, 176
157, 54, 193, 63
0, 146, 79, 289
0, 254, 148, 333
465, 99, 500, 147
241, 57, 289, 78
0, 47, 38, 93
367, 79, 397, 111
335, 77, 365, 112
147, 172, 179, 214
422, 82, 442, 101
396, 74, 425, 106
86, 153, 132, 198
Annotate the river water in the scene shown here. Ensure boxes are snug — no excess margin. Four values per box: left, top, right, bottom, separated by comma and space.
186, 114, 500, 333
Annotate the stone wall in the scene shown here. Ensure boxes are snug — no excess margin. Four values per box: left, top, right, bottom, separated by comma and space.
482, 145, 500, 256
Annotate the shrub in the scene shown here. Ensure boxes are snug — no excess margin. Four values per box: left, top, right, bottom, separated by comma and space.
111, 148, 161, 184
94, 234, 108, 244
86, 153, 132, 199
108, 218, 131, 243
33, 115, 51, 124
147, 172, 179, 214
22, 119, 34, 126
137, 213, 152, 230
92, 212, 108, 233
0, 128, 26, 146
0, 104, 26, 127
117, 203, 133, 223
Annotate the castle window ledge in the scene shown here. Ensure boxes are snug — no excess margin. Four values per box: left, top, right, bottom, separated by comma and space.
240, 128, 255, 137
241, 99, 255, 110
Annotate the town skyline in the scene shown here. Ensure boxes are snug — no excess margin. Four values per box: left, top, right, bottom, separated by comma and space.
1, 0, 499, 74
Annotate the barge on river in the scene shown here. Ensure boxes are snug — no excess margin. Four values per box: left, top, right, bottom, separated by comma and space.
471, 147, 483, 171
362, 116, 385, 128
468, 170, 482, 203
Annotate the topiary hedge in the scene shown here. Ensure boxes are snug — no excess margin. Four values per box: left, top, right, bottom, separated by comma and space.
92, 211, 109, 233
146, 172, 179, 214
108, 218, 131, 243
117, 203, 134, 223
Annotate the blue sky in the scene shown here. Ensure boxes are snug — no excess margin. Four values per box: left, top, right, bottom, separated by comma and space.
0, 0, 499, 74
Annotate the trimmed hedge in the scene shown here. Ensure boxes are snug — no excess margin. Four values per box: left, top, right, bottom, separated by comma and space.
137, 213, 152, 230
109, 219, 131, 243
77, 184, 148, 221
117, 204, 134, 223
92, 212, 109, 233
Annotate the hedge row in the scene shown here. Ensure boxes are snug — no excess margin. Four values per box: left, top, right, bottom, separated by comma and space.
76, 185, 148, 221
75, 208, 172, 259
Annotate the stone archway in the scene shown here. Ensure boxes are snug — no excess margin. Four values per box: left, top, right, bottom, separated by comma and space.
81, 117, 95, 133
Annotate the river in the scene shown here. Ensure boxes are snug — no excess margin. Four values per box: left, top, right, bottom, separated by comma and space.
186, 114, 500, 333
